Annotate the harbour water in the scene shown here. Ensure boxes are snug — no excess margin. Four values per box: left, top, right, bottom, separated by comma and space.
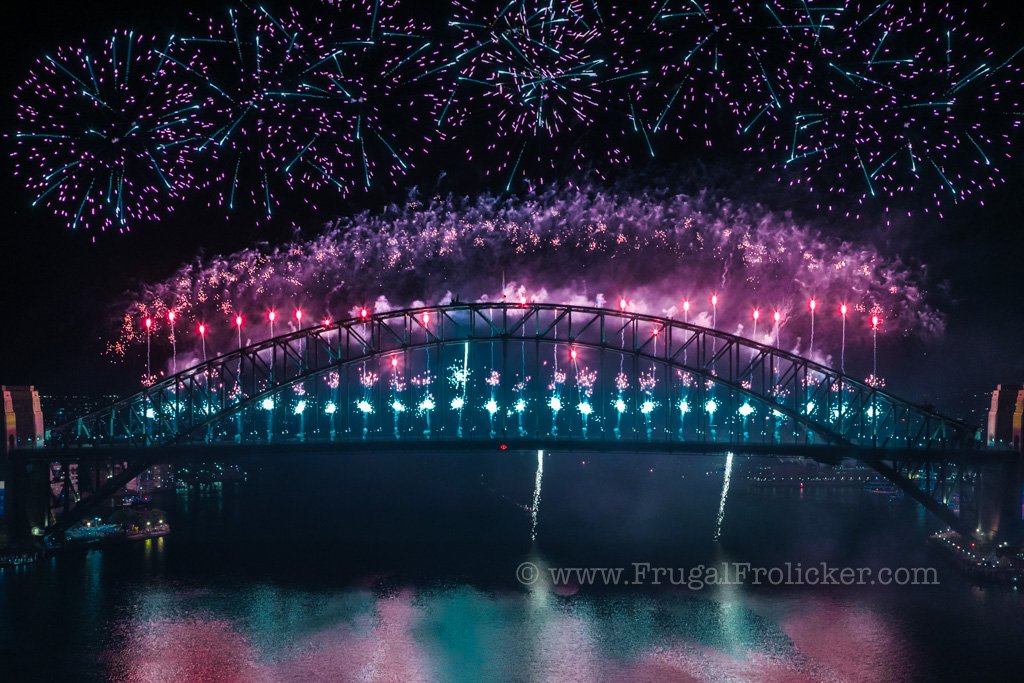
2, 452, 1022, 682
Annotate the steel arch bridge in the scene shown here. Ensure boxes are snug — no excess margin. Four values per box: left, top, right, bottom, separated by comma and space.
51, 303, 976, 452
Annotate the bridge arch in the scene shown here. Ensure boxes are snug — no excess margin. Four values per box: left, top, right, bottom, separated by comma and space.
50, 303, 975, 452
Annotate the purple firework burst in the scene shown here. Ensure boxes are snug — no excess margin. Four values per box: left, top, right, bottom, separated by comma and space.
12, 30, 203, 233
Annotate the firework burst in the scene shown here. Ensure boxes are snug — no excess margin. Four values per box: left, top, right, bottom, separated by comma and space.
744, 1, 1024, 217
12, 30, 203, 233
444, 0, 636, 188
166, 5, 343, 216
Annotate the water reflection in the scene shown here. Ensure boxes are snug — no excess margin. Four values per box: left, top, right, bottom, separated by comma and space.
4, 452, 1024, 681
101, 579, 924, 682
713, 452, 734, 541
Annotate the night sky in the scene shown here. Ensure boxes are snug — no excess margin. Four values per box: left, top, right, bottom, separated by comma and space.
1, 0, 1023, 426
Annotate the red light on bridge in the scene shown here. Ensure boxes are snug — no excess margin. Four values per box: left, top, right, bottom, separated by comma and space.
360, 307, 369, 319
619, 297, 627, 311
499, 443, 508, 451
422, 312, 430, 325
519, 295, 527, 306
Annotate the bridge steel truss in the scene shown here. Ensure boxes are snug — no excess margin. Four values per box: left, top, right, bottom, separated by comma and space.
49, 303, 977, 452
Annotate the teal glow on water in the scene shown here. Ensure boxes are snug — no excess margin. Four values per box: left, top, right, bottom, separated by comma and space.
2, 452, 1022, 681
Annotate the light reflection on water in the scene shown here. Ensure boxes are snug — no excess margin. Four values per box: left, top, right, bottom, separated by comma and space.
103, 580, 914, 683
3, 452, 1023, 681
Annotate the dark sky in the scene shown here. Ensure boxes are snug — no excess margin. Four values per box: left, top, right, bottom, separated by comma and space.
1, 0, 1022, 426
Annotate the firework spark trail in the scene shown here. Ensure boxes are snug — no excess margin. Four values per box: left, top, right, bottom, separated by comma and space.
110, 177, 942, 372
313, 0, 447, 191
602, 0, 773, 149
12, 30, 205, 233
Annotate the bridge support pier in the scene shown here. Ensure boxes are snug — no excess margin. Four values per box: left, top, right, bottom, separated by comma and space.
5, 455, 50, 547
974, 455, 1024, 543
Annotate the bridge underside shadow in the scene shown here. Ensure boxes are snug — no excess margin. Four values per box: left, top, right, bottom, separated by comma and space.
21, 441, 1022, 546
